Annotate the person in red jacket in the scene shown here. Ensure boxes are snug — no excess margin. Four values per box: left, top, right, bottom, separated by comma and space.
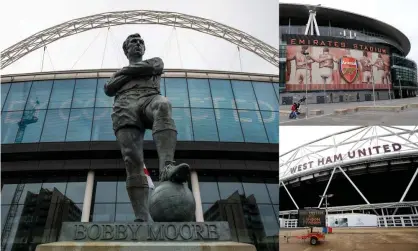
289, 102, 298, 119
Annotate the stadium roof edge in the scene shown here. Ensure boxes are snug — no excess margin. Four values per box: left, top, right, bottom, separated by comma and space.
279, 3, 411, 55
0, 68, 280, 84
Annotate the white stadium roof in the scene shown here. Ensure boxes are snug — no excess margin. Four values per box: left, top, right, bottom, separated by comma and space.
279, 126, 418, 182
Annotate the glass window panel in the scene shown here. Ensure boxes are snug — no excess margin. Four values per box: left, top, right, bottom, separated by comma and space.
1, 184, 18, 205
172, 108, 193, 141
217, 177, 244, 200
1, 205, 10, 232
188, 79, 213, 108
115, 203, 135, 222
72, 79, 97, 108
160, 78, 166, 96
1, 111, 23, 144
202, 203, 215, 221
239, 110, 268, 143
231, 80, 259, 110
191, 108, 219, 141
116, 180, 130, 203
215, 109, 243, 142
261, 111, 279, 144
272, 204, 279, 224
41, 109, 70, 142
242, 179, 271, 204
144, 130, 153, 141
165, 78, 189, 107
266, 183, 279, 204
198, 176, 220, 203
19, 110, 47, 143
65, 178, 86, 204
48, 79, 75, 109
257, 204, 280, 236
19, 182, 43, 204
209, 79, 235, 109
1, 83, 11, 110
65, 108, 93, 142
253, 82, 279, 111
95, 79, 113, 108
2, 205, 24, 251
42, 177, 68, 196
91, 204, 115, 222
25, 80, 53, 110
3, 82, 32, 111
92, 108, 116, 141
273, 83, 280, 99
37, 202, 83, 242
94, 179, 117, 203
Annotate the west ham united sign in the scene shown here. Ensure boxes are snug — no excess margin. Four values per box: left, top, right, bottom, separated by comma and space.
339, 56, 359, 83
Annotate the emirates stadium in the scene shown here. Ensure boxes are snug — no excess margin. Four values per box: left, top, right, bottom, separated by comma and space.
279, 126, 418, 228
0, 11, 279, 251
279, 3, 418, 105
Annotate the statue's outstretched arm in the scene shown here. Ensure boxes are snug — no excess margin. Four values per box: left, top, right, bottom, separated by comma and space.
103, 75, 132, 97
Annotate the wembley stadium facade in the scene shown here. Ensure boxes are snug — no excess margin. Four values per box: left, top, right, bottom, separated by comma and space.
279, 3, 418, 105
279, 126, 418, 228
0, 11, 279, 251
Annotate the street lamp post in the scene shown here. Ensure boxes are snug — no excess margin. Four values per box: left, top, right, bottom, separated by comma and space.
319, 194, 334, 227
398, 78, 403, 99
304, 54, 309, 118
371, 68, 376, 107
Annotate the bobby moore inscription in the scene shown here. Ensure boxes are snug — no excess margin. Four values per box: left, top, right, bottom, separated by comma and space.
59, 222, 231, 242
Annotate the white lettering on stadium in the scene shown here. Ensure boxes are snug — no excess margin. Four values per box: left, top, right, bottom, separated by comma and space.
341, 61, 356, 66
289, 143, 402, 175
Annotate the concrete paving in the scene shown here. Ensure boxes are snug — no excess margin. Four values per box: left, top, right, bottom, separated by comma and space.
280, 97, 418, 126
279, 227, 418, 251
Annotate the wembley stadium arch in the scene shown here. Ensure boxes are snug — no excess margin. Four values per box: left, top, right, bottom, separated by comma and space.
279, 126, 418, 228
1, 10, 278, 69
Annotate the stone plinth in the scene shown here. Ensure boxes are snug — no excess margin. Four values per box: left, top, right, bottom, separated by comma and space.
40, 221, 257, 251
59, 222, 231, 242
309, 109, 324, 115
36, 241, 257, 251
334, 109, 349, 115
356, 106, 404, 112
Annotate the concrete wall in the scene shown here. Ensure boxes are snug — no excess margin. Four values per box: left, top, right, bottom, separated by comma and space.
280, 90, 393, 105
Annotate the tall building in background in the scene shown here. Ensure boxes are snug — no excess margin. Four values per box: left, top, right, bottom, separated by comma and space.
279, 3, 418, 105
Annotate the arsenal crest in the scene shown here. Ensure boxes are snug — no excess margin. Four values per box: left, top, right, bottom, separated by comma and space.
339, 56, 359, 83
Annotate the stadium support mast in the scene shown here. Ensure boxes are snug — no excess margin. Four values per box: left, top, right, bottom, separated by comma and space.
304, 5, 321, 36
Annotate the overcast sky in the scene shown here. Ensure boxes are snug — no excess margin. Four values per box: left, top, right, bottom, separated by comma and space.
2, 1, 416, 75
0, 0, 279, 75
281, 0, 418, 64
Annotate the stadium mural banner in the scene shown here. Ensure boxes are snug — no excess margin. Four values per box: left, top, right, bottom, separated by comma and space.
283, 34, 392, 91
298, 209, 326, 227
289, 143, 402, 176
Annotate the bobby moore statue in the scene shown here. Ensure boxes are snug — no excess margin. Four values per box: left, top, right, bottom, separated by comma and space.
103, 33, 189, 222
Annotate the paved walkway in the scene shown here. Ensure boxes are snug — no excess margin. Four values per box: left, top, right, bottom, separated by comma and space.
280, 97, 418, 125
279, 227, 418, 251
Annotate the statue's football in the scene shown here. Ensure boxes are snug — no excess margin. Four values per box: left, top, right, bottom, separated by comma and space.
149, 181, 196, 222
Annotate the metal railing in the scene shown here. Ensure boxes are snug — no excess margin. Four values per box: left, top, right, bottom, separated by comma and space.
280, 214, 418, 228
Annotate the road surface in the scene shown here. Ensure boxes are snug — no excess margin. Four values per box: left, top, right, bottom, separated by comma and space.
280, 97, 418, 125
279, 227, 418, 251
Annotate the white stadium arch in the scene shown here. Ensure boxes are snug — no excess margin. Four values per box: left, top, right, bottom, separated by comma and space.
0, 10, 278, 69
279, 126, 418, 228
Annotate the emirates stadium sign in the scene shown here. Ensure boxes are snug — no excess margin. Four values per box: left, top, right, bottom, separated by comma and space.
289, 143, 402, 175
